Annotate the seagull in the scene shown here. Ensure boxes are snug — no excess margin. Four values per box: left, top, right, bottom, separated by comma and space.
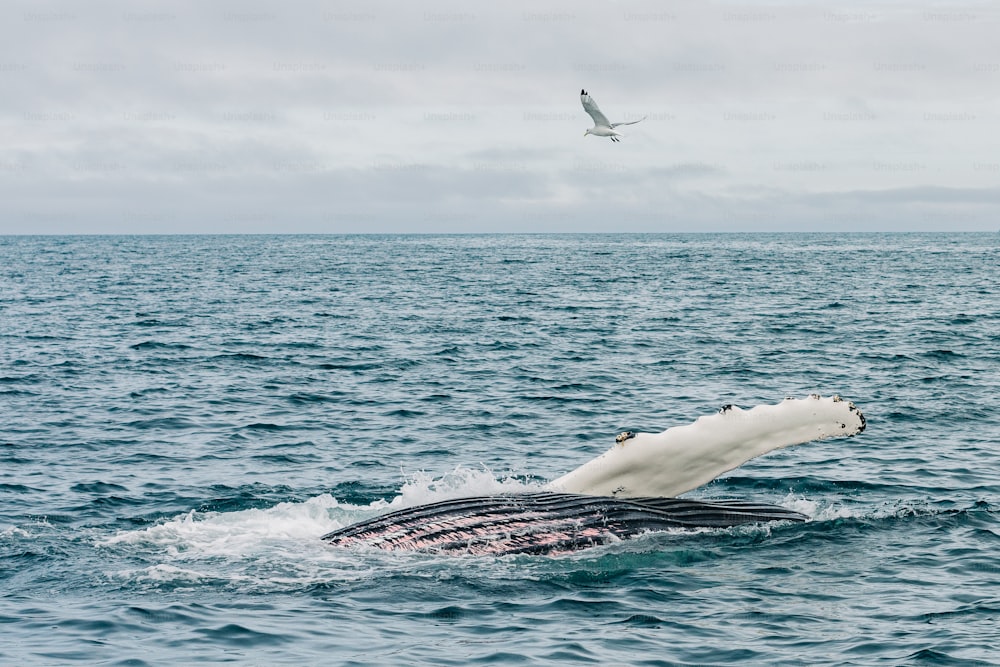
580, 89, 645, 142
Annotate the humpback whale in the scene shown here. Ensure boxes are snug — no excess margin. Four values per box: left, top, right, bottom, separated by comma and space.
323, 395, 865, 556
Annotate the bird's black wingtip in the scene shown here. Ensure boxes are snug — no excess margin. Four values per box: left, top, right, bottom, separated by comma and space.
581, 89, 586, 95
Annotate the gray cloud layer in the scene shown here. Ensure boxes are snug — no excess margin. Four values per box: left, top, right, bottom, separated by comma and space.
2, 0, 998, 233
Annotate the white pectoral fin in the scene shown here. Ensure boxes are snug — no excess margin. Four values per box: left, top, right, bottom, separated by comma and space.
549, 395, 865, 498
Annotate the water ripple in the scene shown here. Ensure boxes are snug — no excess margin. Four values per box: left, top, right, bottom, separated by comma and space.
0, 233, 998, 665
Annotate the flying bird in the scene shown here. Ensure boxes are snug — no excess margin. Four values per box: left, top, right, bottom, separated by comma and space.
580, 89, 645, 142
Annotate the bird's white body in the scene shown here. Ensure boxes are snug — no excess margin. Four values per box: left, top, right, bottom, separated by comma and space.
585, 126, 621, 138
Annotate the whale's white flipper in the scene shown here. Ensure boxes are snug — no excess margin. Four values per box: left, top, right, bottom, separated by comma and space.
549, 395, 865, 499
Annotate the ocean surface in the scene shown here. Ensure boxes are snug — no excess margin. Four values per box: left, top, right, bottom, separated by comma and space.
1, 233, 998, 665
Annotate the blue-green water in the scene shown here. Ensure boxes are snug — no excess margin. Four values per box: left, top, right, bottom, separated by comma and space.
1, 233, 998, 665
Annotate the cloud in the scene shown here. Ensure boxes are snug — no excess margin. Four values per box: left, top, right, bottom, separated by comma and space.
1, 0, 998, 232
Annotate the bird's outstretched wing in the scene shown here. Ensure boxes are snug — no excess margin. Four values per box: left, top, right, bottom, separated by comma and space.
580, 89, 610, 127
611, 117, 646, 128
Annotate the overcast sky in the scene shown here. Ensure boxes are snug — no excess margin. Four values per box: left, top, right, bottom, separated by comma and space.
2, 0, 998, 233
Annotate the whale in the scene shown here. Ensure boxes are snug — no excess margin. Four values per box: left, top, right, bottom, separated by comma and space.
322, 395, 865, 556
321, 492, 808, 556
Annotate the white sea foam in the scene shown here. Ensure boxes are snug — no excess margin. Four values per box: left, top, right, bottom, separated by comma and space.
101, 498, 370, 588
780, 493, 921, 523
386, 465, 545, 510
101, 493, 344, 553
1, 525, 32, 539
1, 519, 52, 540
129, 563, 215, 584
103, 466, 536, 546
782, 494, 859, 521
98, 466, 543, 586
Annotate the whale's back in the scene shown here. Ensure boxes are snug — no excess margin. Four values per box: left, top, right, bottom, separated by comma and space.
322, 492, 806, 556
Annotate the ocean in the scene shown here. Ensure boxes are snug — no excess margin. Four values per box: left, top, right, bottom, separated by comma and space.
1, 233, 998, 665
